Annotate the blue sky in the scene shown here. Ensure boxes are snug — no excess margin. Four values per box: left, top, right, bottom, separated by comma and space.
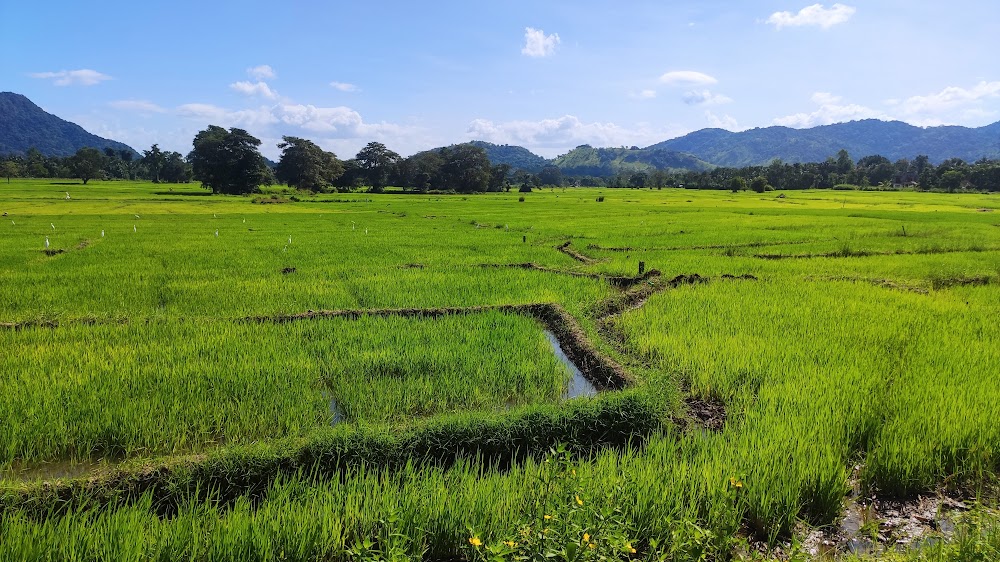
4, 1, 999, 158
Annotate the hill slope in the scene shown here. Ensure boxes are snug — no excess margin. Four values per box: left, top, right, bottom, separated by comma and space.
552, 145, 714, 176
0, 92, 137, 157
467, 141, 549, 172
650, 120, 1000, 167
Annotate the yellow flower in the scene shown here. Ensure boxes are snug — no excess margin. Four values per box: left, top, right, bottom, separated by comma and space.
630, 547, 637, 554
626, 543, 636, 554
504, 541, 517, 548
588, 543, 597, 550
582, 533, 590, 543
469, 537, 482, 547
729, 477, 744, 489
575, 495, 584, 506
543, 514, 552, 520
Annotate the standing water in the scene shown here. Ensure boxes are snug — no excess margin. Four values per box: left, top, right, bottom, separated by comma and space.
544, 330, 598, 399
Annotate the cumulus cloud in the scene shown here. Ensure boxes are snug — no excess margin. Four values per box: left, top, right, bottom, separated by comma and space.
773, 91, 883, 127
683, 90, 733, 106
176, 101, 407, 141
108, 100, 166, 113
247, 65, 276, 80
766, 3, 856, 29
230, 80, 279, 99
522, 27, 560, 57
659, 71, 718, 87
466, 115, 686, 155
705, 111, 739, 130
893, 81, 1000, 117
330, 81, 359, 92
29, 69, 112, 86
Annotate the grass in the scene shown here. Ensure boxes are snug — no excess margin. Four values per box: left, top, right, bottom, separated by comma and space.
1, 178, 999, 559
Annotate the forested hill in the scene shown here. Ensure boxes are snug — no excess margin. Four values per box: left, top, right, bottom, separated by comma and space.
466, 141, 550, 172
551, 145, 714, 176
649, 120, 1000, 167
0, 92, 136, 157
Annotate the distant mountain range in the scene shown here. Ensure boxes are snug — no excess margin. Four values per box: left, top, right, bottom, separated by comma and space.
0, 92, 136, 157
4, 91, 1000, 175
450, 120, 1000, 176
648, 120, 1000, 168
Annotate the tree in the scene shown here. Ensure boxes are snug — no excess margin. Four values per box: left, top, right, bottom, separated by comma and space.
439, 144, 490, 193
275, 136, 344, 192
188, 126, 270, 194
160, 152, 193, 183
538, 165, 563, 187
2, 160, 20, 183
355, 142, 401, 191
730, 176, 747, 192
835, 149, 854, 174
488, 163, 511, 192
142, 144, 166, 183
940, 170, 965, 193
26, 148, 47, 177
70, 147, 106, 184
750, 176, 769, 193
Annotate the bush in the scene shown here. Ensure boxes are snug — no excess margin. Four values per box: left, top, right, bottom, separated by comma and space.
596, 196, 605, 202
519, 185, 533, 193
518, 196, 525, 203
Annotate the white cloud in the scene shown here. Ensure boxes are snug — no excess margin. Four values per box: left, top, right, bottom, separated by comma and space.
766, 3, 856, 29
29, 69, 112, 86
247, 65, 276, 80
522, 27, 561, 57
330, 81, 359, 92
773, 91, 883, 127
230, 80, 279, 99
659, 71, 718, 87
705, 111, 739, 130
176, 102, 406, 140
683, 90, 733, 106
466, 115, 686, 156
108, 100, 166, 113
630, 89, 657, 100
895, 81, 1000, 117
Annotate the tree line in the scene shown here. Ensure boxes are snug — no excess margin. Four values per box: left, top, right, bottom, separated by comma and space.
4, 128, 1000, 193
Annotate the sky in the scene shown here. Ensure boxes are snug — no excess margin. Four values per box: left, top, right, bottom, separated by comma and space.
3, 0, 1000, 159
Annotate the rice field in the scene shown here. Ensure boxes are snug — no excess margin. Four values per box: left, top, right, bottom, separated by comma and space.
1, 179, 999, 560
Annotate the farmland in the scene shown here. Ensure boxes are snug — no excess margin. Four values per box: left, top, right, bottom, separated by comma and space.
1, 179, 999, 560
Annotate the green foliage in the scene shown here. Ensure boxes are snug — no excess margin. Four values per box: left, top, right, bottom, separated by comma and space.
188, 125, 271, 194
276, 136, 343, 192
69, 146, 105, 184
356, 142, 401, 191
469, 141, 550, 173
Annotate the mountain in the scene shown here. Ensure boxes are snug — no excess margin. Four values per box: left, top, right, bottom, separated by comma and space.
552, 145, 714, 176
650, 120, 1000, 167
467, 141, 550, 172
0, 92, 137, 157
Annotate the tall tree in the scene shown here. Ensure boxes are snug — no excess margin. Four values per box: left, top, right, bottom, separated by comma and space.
70, 147, 106, 184
188, 126, 270, 194
538, 165, 564, 187
439, 144, 491, 193
1, 160, 20, 183
160, 152, 193, 183
488, 163, 511, 192
275, 136, 343, 192
355, 142, 401, 191
142, 144, 166, 183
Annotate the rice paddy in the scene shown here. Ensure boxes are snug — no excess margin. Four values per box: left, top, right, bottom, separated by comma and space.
1, 179, 999, 560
